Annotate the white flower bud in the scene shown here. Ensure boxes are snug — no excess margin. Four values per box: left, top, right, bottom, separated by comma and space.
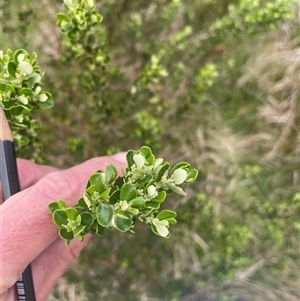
18, 95, 28, 105
38, 94, 48, 102
173, 168, 187, 185
18, 61, 33, 75
15, 115, 24, 122
87, 0, 95, 9
17, 53, 25, 63
147, 185, 157, 198
153, 218, 169, 237
34, 86, 42, 94
133, 154, 145, 169
153, 158, 163, 169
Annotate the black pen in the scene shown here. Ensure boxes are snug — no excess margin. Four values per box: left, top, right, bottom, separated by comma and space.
0, 106, 36, 301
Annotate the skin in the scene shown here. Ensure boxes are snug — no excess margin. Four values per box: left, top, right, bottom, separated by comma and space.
0, 153, 126, 301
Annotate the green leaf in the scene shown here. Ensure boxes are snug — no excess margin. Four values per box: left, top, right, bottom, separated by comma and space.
57, 199, 67, 208
0, 83, 16, 95
30, 52, 37, 65
53, 209, 68, 227
59, 228, 74, 244
114, 211, 132, 232
185, 168, 198, 182
65, 207, 79, 220
171, 162, 191, 174
114, 177, 124, 188
86, 184, 95, 195
105, 164, 117, 184
73, 225, 86, 237
127, 207, 139, 215
24, 73, 41, 87
154, 190, 166, 203
17, 135, 30, 146
57, 13, 69, 22
139, 146, 155, 165
48, 200, 66, 213
19, 87, 33, 96
128, 196, 146, 208
156, 163, 170, 181
166, 217, 177, 225
75, 206, 85, 214
13, 48, 27, 65
120, 183, 137, 201
145, 201, 160, 209
157, 210, 177, 220
37, 93, 54, 108
139, 146, 152, 159
95, 224, 105, 236
77, 197, 89, 210
109, 189, 120, 204
100, 188, 111, 200
10, 105, 30, 116
80, 212, 94, 230
7, 62, 17, 77
126, 150, 136, 169
96, 203, 113, 227
48, 202, 60, 214
88, 172, 106, 193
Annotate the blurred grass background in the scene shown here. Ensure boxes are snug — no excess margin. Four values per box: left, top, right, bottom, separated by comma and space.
1, 0, 299, 300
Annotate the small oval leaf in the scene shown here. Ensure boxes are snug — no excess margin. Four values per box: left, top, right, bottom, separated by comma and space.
114, 211, 132, 232
128, 196, 146, 208
88, 172, 106, 193
145, 201, 160, 209
80, 212, 94, 230
7, 61, 17, 77
156, 163, 170, 181
105, 164, 117, 184
120, 183, 137, 201
59, 228, 74, 244
157, 210, 177, 220
185, 168, 198, 182
53, 210, 68, 227
126, 150, 136, 169
48, 200, 66, 213
139, 146, 152, 159
171, 162, 190, 174
109, 189, 120, 204
154, 190, 166, 203
65, 208, 79, 220
96, 203, 113, 227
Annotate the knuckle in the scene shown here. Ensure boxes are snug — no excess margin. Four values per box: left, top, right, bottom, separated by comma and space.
35, 171, 75, 201
84, 157, 110, 174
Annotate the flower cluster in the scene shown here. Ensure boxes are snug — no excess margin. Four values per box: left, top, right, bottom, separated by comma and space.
48, 146, 198, 245
0, 49, 53, 148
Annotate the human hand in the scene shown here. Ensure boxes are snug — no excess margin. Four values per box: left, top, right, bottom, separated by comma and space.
0, 153, 126, 301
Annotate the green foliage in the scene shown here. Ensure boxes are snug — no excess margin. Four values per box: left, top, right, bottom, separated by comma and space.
1, 0, 299, 300
0, 48, 53, 154
48, 146, 198, 244
210, 0, 295, 35
57, 0, 108, 91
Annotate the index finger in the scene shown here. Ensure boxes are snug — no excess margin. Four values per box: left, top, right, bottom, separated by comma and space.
17, 159, 59, 190
0, 153, 126, 293
0, 159, 58, 204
